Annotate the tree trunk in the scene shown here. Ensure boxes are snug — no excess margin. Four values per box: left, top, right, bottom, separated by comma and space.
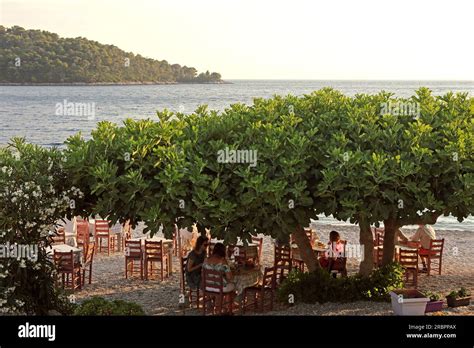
358, 218, 374, 276
291, 225, 320, 272
382, 217, 398, 265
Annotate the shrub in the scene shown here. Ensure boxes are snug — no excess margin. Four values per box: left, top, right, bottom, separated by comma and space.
423, 291, 441, 301
74, 297, 145, 315
0, 139, 80, 315
277, 262, 404, 304
447, 287, 471, 299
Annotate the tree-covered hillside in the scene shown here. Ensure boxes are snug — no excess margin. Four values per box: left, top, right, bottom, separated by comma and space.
0, 26, 222, 84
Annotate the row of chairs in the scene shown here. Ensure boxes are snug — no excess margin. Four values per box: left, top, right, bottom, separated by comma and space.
125, 240, 170, 281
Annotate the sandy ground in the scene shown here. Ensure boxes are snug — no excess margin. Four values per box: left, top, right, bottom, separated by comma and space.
74, 223, 474, 315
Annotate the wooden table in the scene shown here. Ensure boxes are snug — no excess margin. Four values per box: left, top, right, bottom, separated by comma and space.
232, 266, 261, 295
46, 244, 83, 264
129, 236, 174, 275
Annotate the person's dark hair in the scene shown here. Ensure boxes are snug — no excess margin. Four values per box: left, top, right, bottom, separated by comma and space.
212, 242, 226, 258
329, 230, 340, 242
194, 235, 209, 251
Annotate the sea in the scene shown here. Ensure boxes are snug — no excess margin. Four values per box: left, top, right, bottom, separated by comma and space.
1, 79, 473, 231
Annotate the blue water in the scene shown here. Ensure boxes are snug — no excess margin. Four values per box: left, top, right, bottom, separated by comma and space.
1, 80, 473, 231
1, 80, 473, 146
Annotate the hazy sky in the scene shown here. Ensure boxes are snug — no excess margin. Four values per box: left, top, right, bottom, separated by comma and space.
1, 0, 473, 80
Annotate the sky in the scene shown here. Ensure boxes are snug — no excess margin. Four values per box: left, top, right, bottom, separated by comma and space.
1, 0, 473, 80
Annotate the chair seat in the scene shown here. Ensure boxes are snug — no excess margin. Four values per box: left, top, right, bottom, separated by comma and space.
419, 249, 439, 256
146, 256, 167, 261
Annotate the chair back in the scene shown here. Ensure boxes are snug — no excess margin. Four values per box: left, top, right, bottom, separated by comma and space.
84, 241, 95, 265
144, 240, 164, 260
95, 220, 111, 237
125, 240, 142, 259
53, 250, 76, 272
274, 244, 291, 263
262, 266, 277, 289
304, 228, 314, 245
399, 249, 418, 270
373, 228, 384, 247
76, 221, 90, 248
251, 237, 263, 264
51, 227, 66, 245
428, 239, 444, 258
202, 267, 225, 294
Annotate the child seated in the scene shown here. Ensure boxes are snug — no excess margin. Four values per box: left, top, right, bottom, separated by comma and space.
319, 231, 347, 276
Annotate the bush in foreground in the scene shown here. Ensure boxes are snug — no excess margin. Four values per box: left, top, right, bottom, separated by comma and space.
74, 297, 145, 316
277, 262, 404, 304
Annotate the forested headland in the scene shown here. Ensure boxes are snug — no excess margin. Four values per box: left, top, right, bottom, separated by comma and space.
0, 26, 223, 84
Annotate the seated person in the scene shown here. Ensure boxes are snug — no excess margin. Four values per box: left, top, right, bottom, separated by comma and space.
202, 243, 235, 293
412, 224, 437, 271
185, 235, 209, 290
395, 228, 408, 244
319, 231, 346, 276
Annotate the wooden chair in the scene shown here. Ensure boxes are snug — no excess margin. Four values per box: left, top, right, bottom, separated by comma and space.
50, 227, 66, 245
274, 244, 292, 285
304, 228, 314, 245
201, 268, 235, 315
242, 266, 277, 313
419, 239, 444, 276
95, 219, 117, 256
372, 228, 384, 268
373, 228, 385, 247
53, 250, 82, 291
291, 230, 314, 272
76, 220, 90, 250
144, 240, 169, 281
399, 249, 419, 288
82, 241, 95, 285
125, 240, 143, 279
251, 236, 263, 266
180, 255, 200, 308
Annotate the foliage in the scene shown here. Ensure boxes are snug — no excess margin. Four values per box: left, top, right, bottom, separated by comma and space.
63, 88, 474, 246
74, 296, 145, 315
423, 291, 441, 301
63, 114, 189, 237
447, 287, 471, 299
276, 262, 405, 304
0, 139, 79, 314
0, 26, 222, 84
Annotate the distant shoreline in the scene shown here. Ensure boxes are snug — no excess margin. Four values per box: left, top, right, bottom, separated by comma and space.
0, 81, 232, 86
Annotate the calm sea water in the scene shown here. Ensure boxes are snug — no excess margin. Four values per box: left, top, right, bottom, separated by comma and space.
1, 80, 473, 230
